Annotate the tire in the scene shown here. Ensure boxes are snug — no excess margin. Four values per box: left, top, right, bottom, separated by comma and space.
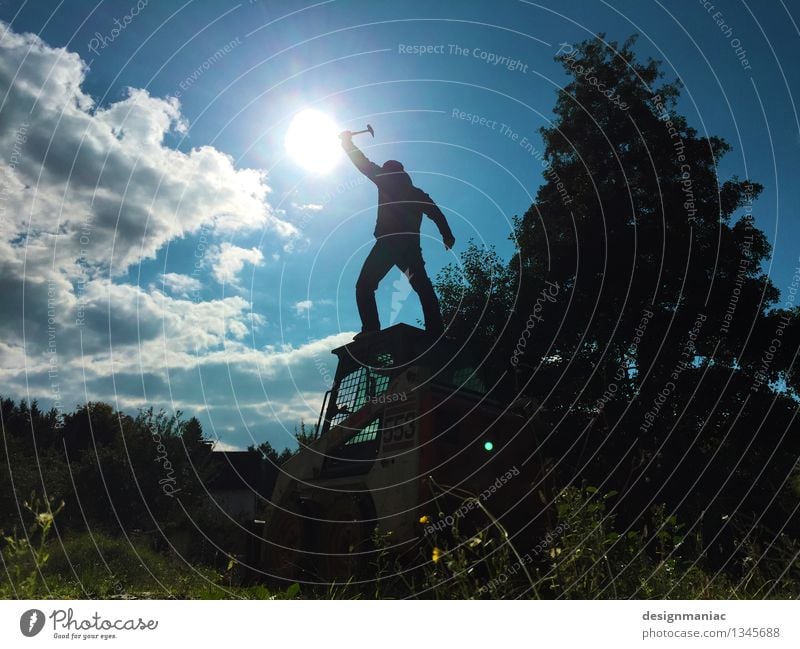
316, 496, 374, 583
263, 501, 312, 582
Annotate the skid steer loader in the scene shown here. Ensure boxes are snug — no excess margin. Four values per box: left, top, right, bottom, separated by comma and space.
260, 324, 551, 583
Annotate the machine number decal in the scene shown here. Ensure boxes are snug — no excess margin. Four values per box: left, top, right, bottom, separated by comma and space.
381, 410, 416, 451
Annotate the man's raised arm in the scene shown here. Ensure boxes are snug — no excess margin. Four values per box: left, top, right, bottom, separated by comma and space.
339, 131, 381, 183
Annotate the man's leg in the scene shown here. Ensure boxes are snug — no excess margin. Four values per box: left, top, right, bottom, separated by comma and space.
402, 247, 445, 334
356, 239, 394, 333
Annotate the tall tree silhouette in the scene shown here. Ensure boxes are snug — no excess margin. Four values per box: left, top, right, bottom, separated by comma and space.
437, 35, 799, 575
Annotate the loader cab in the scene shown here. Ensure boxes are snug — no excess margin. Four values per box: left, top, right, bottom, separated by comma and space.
312, 325, 486, 477
315, 324, 485, 437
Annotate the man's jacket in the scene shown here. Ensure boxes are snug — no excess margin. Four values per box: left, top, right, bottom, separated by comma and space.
343, 142, 454, 243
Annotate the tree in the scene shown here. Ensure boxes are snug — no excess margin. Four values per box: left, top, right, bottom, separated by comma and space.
249, 422, 316, 466
436, 34, 799, 575
250, 440, 292, 465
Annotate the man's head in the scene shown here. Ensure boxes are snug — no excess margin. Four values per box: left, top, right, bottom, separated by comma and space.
382, 160, 404, 173
380, 159, 412, 187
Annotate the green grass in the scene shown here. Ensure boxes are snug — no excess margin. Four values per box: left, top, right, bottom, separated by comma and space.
312, 486, 800, 600
3, 488, 797, 599
2, 529, 304, 599
0, 494, 295, 599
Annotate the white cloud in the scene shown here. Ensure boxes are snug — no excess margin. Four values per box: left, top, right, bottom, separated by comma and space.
159, 272, 202, 298
294, 299, 313, 315
209, 242, 264, 286
292, 202, 323, 211
0, 262, 316, 414
0, 20, 300, 352
212, 440, 246, 452
0, 19, 294, 286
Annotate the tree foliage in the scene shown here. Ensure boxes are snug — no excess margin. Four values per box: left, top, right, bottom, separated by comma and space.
2, 399, 217, 540
436, 35, 799, 575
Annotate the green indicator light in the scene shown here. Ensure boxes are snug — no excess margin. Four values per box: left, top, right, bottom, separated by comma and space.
483, 441, 494, 452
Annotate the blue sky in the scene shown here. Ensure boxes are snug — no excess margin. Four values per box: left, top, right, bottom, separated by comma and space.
1, 0, 798, 451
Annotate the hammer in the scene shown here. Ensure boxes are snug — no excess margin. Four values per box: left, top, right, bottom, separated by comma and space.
351, 124, 374, 138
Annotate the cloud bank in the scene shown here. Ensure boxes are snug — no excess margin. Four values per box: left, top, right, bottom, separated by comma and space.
0, 21, 347, 447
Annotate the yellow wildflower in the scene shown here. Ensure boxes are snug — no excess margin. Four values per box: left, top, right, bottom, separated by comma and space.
37, 512, 53, 525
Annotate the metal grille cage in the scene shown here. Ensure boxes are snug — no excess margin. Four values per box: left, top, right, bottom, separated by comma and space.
345, 417, 381, 446
332, 352, 394, 445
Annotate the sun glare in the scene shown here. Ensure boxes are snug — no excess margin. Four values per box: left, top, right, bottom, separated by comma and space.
285, 109, 341, 174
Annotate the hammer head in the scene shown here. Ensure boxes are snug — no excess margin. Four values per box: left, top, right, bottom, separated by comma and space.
366, 123, 374, 137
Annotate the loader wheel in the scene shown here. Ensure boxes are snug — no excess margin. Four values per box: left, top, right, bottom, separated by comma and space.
263, 505, 310, 581
317, 497, 372, 583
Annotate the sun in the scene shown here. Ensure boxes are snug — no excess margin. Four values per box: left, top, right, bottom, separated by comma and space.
285, 109, 341, 174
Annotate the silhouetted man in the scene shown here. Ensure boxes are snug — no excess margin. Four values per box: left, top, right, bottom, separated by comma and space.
340, 130, 455, 340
